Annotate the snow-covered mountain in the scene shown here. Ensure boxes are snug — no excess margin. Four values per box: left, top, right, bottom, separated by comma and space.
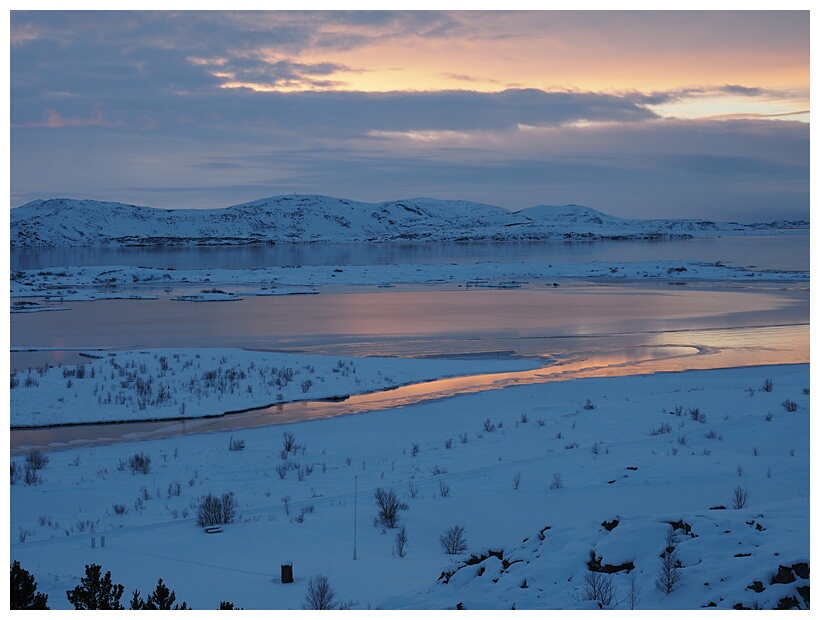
9, 195, 808, 247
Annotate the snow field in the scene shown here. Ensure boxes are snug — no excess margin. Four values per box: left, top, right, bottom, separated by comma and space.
9, 363, 809, 610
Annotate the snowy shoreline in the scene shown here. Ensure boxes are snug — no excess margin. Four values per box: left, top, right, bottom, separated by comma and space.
10, 362, 810, 610
10, 347, 541, 429
10, 258, 809, 306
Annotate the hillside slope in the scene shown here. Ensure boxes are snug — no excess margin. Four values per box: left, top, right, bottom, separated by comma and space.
10, 195, 808, 247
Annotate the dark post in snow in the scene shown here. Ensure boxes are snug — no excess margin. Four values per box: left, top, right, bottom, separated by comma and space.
281, 562, 293, 584
353, 475, 358, 560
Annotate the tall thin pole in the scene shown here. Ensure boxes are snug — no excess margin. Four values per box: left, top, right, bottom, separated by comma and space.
353, 475, 358, 560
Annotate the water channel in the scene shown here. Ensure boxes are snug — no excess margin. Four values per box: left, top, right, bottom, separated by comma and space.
9, 237, 810, 453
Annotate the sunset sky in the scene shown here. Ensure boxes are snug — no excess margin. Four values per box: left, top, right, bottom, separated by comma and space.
8, 9, 811, 221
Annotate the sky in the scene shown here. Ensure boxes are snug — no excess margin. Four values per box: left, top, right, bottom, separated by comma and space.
7, 7, 812, 221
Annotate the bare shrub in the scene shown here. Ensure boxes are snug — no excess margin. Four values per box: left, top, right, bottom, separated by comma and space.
24, 465, 41, 486
440, 524, 468, 555
25, 450, 49, 471
649, 423, 672, 436
550, 473, 563, 489
762, 378, 773, 392
438, 480, 451, 497
394, 525, 408, 557
196, 492, 237, 527
655, 546, 682, 595
732, 485, 749, 509
112, 503, 127, 515
282, 431, 297, 453
128, 452, 151, 475
11, 462, 21, 485
302, 575, 337, 610
578, 571, 616, 607
227, 436, 245, 451
374, 487, 407, 529
444, 438, 453, 449
583, 399, 595, 410
512, 471, 521, 490
782, 399, 798, 412
459, 432, 469, 444
483, 418, 496, 432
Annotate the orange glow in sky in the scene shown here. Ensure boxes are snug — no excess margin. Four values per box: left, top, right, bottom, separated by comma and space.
211, 11, 809, 121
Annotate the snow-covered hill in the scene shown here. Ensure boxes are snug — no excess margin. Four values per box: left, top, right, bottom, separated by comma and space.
9, 195, 808, 247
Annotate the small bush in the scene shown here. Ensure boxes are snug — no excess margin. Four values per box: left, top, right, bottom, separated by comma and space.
25, 450, 49, 471
550, 473, 563, 489
762, 378, 773, 392
394, 525, 408, 557
112, 504, 127, 515
732, 485, 749, 509
302, 575, 337, 610
781, 399, 798, 412
583, 399, 595, 410
483, 418, 496, 432
196, 492, 237, 527
440, 525, 468, 555
650, 423, 672, 436
374, 487, 407, 529
228, 436, 245, 451
282, 431, 297, 453
128, 452, 151, 475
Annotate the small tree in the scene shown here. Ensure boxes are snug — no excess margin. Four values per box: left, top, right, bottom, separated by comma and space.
762, 378, 773, 392
579, 571, 616, 607
440, 525, 468, 555
374, 487, 407, 529
732, 485, 750, 509
66, 564, 125, 610
219, 600, 242, 609
25, 450, 49, 471
146, 578, 188, 609
10, 561, 49, 609
197, 492, 237, 527
655, 547, 682, 595
302, 574, 337, 610
394, 525, 408, 557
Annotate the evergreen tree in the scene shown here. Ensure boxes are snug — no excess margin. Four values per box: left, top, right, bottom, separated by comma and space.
145, 578, 189, 610
66, 564, 124, 610
10, 561, 49, 610
130, 589, 146, 610
219, 600, 242, 609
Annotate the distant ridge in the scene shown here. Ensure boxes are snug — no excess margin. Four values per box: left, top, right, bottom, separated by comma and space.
10, 195, 808, 248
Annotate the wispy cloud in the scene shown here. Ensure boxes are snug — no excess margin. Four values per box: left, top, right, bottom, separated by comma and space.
9, 10, 809, 221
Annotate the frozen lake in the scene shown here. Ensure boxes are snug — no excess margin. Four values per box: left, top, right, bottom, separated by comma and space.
9, 236, 809, 449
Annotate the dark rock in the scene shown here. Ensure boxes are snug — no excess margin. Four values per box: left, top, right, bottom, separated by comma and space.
601, 519, 619, 532
747, 581, 765, 593
776, 596, 801, 610
792, 562, 810, 579
772, 565, 796, 585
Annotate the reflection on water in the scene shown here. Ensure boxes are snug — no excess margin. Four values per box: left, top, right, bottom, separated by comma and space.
10, 322, 808, 455
9, 278, 809, 453
10, 235, 810, 272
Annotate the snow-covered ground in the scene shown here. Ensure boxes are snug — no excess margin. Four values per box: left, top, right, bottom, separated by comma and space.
9, 361, 810, 610
10, 195, 808, 248
9, 258, 808, 306
10, 348, 538, 427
